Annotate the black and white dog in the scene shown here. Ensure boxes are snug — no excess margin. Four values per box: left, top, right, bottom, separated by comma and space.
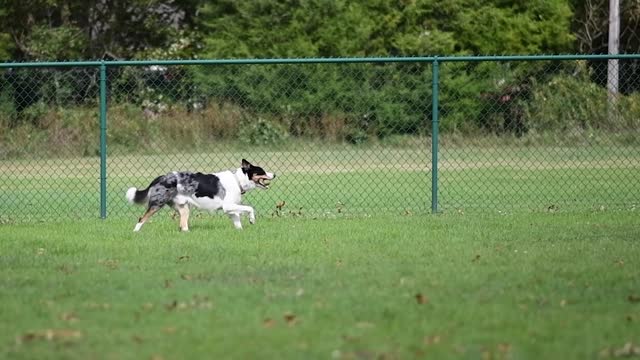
125, 159, 275, 231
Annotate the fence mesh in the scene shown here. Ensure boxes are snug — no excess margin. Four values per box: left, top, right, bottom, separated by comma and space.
439, 59, 639, 213
1, 57, 639, 223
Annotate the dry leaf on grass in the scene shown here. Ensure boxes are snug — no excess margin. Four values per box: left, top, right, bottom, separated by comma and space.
284, 312, 297, 326
132, 335, 144, 344
60, 312, 79, 323
599, 342, 640, 358
415, 293, 429, 304
628, 295, 640, 303
355, 322, 375, 329
17, 329, 82, 344
98, 259, 119, 270
424, 335, 441, 345
165, 300, 177, 311
263, 318, 276, 328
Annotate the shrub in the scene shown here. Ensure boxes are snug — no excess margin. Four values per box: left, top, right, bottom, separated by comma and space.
238, 117, 289, 146
523, 74, 607, 136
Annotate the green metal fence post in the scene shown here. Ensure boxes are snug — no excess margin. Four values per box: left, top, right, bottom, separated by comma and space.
99, 62, 107, 219
431, 58, 440, 213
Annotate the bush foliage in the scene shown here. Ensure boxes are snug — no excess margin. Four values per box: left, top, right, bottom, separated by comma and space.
1, 1, 639, 157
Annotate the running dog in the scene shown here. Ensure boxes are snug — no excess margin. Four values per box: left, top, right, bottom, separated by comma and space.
125, 159, 275, 231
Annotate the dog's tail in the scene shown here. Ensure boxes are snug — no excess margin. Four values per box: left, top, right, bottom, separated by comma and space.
125, 187, 150, 205
126, 175, 164, 205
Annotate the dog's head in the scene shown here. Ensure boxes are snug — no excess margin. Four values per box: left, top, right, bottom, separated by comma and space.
241, 159, 276, 190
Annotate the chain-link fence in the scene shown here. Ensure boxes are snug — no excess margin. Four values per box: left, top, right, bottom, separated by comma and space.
1, 56, 639, 222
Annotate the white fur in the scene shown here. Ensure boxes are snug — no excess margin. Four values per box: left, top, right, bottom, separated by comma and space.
185, 168, 261, 229
125, 187, 137, 204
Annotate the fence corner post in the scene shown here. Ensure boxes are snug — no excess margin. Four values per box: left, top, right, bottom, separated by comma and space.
431, 58, 439, 214
99, 61, 107, 219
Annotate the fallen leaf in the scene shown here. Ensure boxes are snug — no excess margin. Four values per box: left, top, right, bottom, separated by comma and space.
472, 254, 481, 262
132, 335, 144, 344
342, 334, 359, 343
180, 274, 193, 281
165, 300, 177, 311
628, 295, 640, 303
57, 264, 74, 274
560, 299, 567, 307
424, 335, 441, 345
355, 322, 375, 329
600, 342, 640, 358
177, 255, 190, 262
163, 327, 177, 334
98, 259, 119, 270
284, 312, 297, 326
18, 329, 82, 344
60, 312, 79, 323
84, 302, 111, 310
263, 318, 276, 328
415, 293, 429, 305
498, 343, 512, 354
613, 342, 640, 357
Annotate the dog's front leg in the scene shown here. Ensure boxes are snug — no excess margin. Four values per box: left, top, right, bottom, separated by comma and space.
222, 203, 256, 229
227, 212, 243, 230
177, 204, 190, 232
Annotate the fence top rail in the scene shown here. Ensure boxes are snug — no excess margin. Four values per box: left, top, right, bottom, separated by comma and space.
2, 53, 640, 68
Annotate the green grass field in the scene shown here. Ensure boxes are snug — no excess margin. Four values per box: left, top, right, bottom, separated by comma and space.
1, 212, 639, 359
1, 145, 639, 222
1, 145, 639, 359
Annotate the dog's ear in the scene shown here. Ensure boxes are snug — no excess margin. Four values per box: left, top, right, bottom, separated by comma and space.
241, 159, 251, 170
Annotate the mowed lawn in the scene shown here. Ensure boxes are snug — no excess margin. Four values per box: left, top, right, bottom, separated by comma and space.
1, 145, 640, 221
1, 212, 639, 359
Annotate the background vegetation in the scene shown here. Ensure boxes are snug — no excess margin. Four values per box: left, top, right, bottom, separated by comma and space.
1, 0, 640, 157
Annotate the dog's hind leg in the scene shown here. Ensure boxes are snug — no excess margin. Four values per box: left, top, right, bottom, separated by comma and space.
133, 180, 176, 232
133, 206, 161, 232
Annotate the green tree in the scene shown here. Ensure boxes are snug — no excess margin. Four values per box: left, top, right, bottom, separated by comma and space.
0, 0, 201, 60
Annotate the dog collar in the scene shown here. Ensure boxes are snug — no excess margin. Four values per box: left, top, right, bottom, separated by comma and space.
235, 169, 246, 195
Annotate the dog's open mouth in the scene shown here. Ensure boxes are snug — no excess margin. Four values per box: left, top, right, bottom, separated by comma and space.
257, 178, 271, 189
